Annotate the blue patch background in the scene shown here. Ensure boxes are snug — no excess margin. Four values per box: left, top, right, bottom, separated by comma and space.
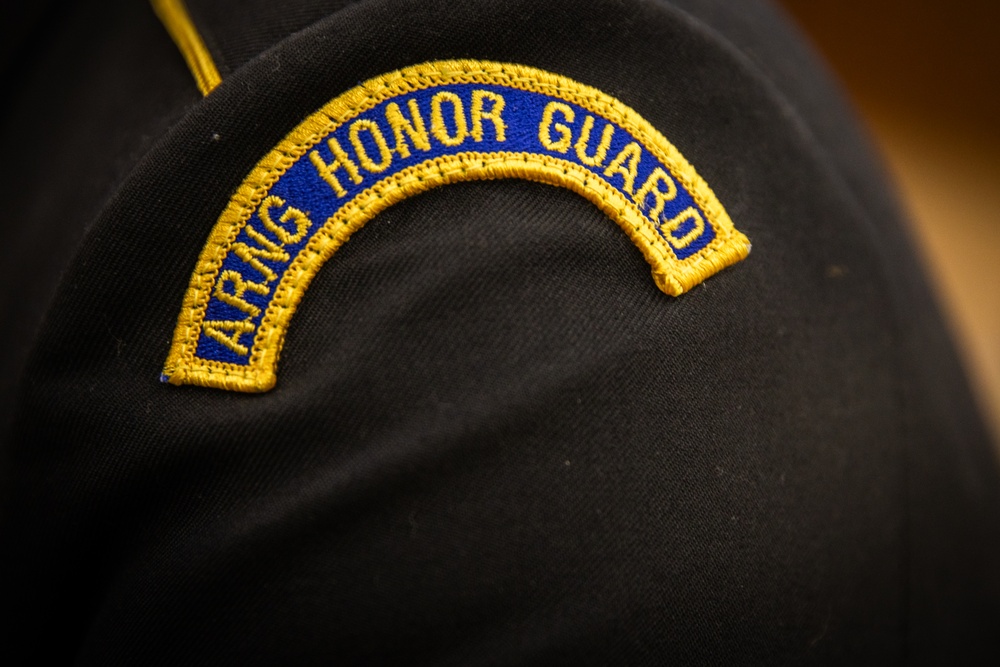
198, 83, 715, 364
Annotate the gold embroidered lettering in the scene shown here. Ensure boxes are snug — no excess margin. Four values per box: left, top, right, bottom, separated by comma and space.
308, 136, 362, 197
202, 319, 256, 356
259, 195, 312, 245
603, 142, 642, 195
633, 167, 677, 221
538, 101, 574, 153
214, 270, 269, 317
470, 90, 507, 142
430, 91, 468, 146
661, 206, 706, 250
574, 116, 615, 167
231, 225, 290, 282
384, 99, 431, 158
349, 119, 393, 173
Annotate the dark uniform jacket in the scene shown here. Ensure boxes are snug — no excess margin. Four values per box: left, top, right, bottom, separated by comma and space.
2, 0, 999, 664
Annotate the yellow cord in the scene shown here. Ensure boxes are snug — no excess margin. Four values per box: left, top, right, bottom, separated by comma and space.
151, 0, 222, 95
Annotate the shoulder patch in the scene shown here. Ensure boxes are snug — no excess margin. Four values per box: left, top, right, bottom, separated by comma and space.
162, 60, 750, 392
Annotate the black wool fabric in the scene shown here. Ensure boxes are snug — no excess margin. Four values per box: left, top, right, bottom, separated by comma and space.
2, 0, 999, 664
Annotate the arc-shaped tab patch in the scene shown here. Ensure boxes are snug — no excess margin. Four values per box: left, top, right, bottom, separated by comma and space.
162, 60, 750, 392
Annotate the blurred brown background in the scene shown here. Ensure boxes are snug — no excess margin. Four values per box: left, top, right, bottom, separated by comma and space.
778, 0, 1000, 444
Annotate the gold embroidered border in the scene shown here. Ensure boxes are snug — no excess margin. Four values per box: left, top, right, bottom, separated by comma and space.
162, 60, 750, 392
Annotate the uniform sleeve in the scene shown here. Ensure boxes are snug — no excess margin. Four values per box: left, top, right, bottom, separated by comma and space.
2, 0, 998, 664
